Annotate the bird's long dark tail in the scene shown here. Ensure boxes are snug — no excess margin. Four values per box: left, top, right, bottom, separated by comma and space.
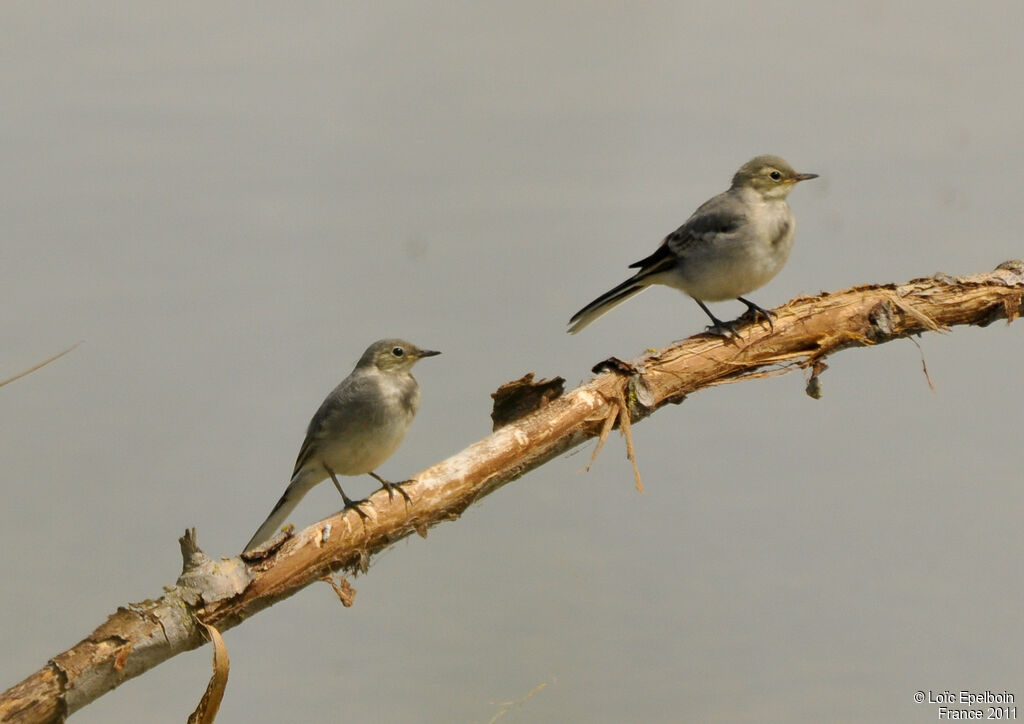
567, 276, 649, 334
244, 470, 319, 552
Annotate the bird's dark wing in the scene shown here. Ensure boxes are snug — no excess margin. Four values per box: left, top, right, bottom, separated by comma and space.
627, 241, 677, 275
663, 206, 745, 256
291, 430, 319, 477
290, 374, 378, 476
629, 195, 746, 275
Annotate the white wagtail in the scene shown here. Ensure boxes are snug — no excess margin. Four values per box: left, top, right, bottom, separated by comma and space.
244, 339, 439, 551
568, 155, 818, 336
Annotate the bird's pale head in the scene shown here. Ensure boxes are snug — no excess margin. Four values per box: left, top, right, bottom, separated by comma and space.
732, 155, 818, 199
358, 339, 441, 373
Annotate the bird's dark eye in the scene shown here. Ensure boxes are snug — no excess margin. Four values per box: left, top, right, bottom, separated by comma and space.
769, 170, 782, 181
392, 346, 405, 357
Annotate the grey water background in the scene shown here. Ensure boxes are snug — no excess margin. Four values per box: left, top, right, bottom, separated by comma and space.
2, 4, 1022, 722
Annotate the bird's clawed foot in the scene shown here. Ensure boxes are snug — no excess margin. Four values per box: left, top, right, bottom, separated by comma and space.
737, 296, 777, 331
326, 465, 371, 519
704, 319, 741, 339
342, 494, 372, 520
696, 300, 740, 339
370, 471, 413, 505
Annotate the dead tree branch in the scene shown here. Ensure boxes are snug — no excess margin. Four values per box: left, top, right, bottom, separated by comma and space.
2, 261, 1021, 723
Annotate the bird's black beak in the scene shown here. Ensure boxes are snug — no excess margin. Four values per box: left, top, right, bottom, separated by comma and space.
794, 172, 819, 182
418, 349, 441, 358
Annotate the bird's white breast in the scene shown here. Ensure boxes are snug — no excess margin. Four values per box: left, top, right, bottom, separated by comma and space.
318, 376, 418, 475
670, 193, 796, 301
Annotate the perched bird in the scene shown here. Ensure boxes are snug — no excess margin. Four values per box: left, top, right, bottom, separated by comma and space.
568, 155, 818, 336
244, 339, 439, 551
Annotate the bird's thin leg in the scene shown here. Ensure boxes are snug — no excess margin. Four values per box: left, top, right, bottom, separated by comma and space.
369, 471, 413, 506
695, 300, 739, 338
325, 464, 369, 519
737, 296, 777, 331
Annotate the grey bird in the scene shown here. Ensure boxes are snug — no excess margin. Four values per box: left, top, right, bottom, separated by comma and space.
568, 155, 818, 336
244, 339, 439, 551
